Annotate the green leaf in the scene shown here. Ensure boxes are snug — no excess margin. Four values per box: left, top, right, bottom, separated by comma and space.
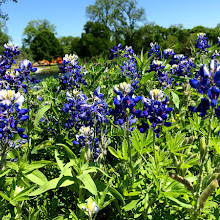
0, 191, 10, 202
24, 161, 52, 173
140, 71, 154, 84
134, 56, 141, 68
171, 91, 179, 109
29, 176, 75, 196
94, 180, 124, 203
77, 173, 97, 195
52, 216, 64, 220
12, 186, 35, 202
99, 187, 108, 210
34, 105, 51, 127
167, 196, 193, 209
68, 209, 78, 220
55, 150, 64, 171
57, 143, 77, 160
108, 146, 120, 159
122, 139, 128, 160
123, 199, 140, 211
211, 139, 220, 155
26, 170, 48, 186
0, 168, 11, 177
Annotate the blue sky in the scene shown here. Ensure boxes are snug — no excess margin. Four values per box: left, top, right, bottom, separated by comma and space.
2, 0, 220, 46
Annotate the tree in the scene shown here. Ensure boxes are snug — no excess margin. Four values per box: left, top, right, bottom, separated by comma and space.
86, 0, 145, 45
30, 30, 63, 62
86, 0, 115, 28
0, 0, 18, 20
59, 36, 80, 55
0, 20, 9, 54
23, 19, 56, 47
120, 0, 145, 44
79, 21, 110, 58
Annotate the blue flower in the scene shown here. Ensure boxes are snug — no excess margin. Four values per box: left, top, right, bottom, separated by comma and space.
195, 33, 210, 52
136, 89, 173, 136
189, 98, 210, 117
208, 86, 219, 107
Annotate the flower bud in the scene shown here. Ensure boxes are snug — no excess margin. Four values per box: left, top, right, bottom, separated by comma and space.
169, 172, 194, 192
204, 173, 220, 188
182, 137, 189, 146
200, 179, 218, 210
188, 136, 195, 144
200, 137, 206, 157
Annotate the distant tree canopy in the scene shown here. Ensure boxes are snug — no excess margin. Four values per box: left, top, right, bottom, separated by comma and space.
30, 30, 63, 62
79, 21, 111, 58
0, 21, 9, 54
0, 0, 18, 20
23, 19, 56, 47
86, 0, 145, 44
59, 36, 80, 55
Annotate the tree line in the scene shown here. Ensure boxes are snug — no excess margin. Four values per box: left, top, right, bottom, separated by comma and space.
1, 0, 220, 61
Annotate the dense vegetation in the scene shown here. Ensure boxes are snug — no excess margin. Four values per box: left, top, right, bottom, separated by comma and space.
0, 32, 220, 219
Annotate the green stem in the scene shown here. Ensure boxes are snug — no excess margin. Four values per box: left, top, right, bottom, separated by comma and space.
126, 118, 134, 185
153, 131, 157, 167
193, 110, 214, 219
26, 79, 30, 159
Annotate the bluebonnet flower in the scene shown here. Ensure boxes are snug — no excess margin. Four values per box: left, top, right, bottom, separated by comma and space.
150, 60, 165, 72
170, 54, 186, 65
109, 82, 141, 130
0, 90, 28, 139
73, 126, 101, 161
4, 43, 20, 56
109, 44, 123, 59
59, 53, 87, 90
189, 98, 210, 117
171, 58, 196, 77
210, 50, 220, 59
148, 42, 160, 58
121, 58, 139, 80
195, 33, 210, 52
17, 60, 39, 86
164, 49, 175, 59
82, 198, 99, 217
0, 89, 28, 169
136, 89, 173, 137
189, 60, 220, 94
189, 60, 220, 117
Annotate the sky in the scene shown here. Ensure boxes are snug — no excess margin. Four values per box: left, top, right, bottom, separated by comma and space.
1, 0, 220, 47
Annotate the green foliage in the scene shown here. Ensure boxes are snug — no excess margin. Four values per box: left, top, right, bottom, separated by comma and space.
30, 30, 63, 62
79, 21, 111, 58
59, 36, 80, 55
0, 0, 17, 20
23, 19, 56, 47
0, 21, 9, 54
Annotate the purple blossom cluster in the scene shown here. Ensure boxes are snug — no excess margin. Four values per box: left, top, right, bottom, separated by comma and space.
59, 54, 87, 90
62, 87, 109, 161
195, 33, 210, 52
148, 42, 160, 58
189, 59, 220, 118
136, 89, 173, 137
109, 82, 141, 130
